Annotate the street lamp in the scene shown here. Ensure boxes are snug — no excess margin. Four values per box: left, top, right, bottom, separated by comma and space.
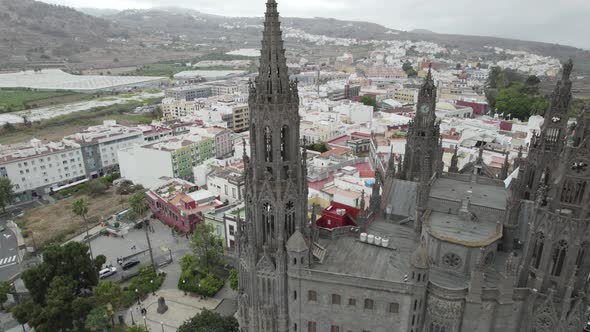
130, 309, 136, 325
161, 321, 165, 332
182, 279, 186, 296
143, 316, 148, 329
151, 279, 155, 296
135, 288, 140, 305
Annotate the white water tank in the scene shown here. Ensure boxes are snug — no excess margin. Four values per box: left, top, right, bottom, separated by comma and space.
374, 236, 382, 246
360, 233, 367, 242
382, 238, 390, 247
367, 234, 375, 244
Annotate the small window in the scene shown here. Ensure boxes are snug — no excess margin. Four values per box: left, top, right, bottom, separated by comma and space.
331, 294, 341, 305
308, 321, 317, 332
389, 302, 399, 313
308, 290, 317, 302
348, 298, 356, 306
294, 291, 297, 300
330, 326, 340, 332
364, 299, 374, 310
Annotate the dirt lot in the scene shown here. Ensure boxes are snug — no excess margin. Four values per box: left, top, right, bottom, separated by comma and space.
17, 189, 131, 248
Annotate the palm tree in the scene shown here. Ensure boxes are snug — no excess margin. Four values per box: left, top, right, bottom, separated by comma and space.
130, 193, 155, 270
72, 198, 94, 260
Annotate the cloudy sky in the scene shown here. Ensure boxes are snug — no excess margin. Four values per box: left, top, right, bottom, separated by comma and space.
41, 0, 590, 50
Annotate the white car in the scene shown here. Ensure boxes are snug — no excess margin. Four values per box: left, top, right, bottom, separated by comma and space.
99, 266, 117, 279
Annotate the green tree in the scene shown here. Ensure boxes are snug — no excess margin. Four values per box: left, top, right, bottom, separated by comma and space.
305, 143, 329, 153
0, 281, 12, 309
402, 61, 417, 77
190, 223, 224, 274
495, 86, 531, 120
360, 95, 377, 110
126, 325, 148, 332
72, 198, 94, 260
19, 242, 98, 305
36, 276, 78, 331
0, 178, 15, 213
94, 254, 106, 275
129, 192, 147, 220
524, 75, 541, 95
85, 305, 111, 331
11, 299, 37, 329
229, 268, 238, 291
177, 309, 239, 332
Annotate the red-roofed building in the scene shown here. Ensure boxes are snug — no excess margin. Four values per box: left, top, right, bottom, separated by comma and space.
316, 201, 360, 229
146, 179, 224, 233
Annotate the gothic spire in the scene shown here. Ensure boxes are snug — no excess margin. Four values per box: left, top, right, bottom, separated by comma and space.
255, 0, 294, 101
500, 151, 510, 180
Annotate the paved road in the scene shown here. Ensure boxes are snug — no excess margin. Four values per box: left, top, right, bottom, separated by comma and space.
0, 215, 22, 281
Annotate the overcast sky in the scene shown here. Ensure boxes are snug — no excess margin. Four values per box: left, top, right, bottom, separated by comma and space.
40, 0, 590, 50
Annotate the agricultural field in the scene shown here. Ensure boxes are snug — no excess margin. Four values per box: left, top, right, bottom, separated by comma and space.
0, 88, 92, 113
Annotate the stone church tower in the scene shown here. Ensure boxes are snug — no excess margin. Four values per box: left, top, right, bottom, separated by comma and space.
236, 1, 309, 331
401, 67, 442, 182
503, 60, 573, 251
515, 62, 590, 332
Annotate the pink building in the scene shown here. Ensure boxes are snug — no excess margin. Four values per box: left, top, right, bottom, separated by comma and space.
145, 179, 223, 233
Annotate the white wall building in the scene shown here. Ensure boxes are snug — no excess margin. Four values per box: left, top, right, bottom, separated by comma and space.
0, 139, 85, 199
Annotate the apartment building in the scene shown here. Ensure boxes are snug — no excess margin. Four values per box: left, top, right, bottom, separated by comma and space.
66, 120, 144, 178
0, 139, 85, 200
166, 85, 211, 101
118, 133, 216, 188
205, 165, 244, 204
161, 98, 207, 118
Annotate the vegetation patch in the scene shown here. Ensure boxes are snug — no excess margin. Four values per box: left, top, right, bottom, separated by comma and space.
0, 88, 94, 113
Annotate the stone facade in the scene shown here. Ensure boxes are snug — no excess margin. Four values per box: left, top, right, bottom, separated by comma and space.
237, 1, 589, 331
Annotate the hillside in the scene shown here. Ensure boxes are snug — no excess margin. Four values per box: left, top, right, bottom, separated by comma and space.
0, 0, 133, 63
1, 1, 589, 79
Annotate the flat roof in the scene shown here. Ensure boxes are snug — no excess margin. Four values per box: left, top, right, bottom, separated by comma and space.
313, 219, 419, 282
429, 177, 507, 210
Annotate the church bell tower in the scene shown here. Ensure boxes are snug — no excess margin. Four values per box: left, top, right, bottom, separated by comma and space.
236, 1, 309, 331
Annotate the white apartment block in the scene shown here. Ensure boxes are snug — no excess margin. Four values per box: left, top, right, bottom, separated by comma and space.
161, 98, 207, 118
0, 139, 85, 199
66, 121, 144, 177
119, 133, 216, 188
205, 166, 244, 204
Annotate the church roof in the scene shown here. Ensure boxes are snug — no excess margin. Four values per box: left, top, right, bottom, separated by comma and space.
286, 230, 308, 252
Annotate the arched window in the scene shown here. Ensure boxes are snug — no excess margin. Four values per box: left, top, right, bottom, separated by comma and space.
262, 202, 274, 246
264, 127, 273, 162
532, 232, 545, 269
551, 239, 568, 276
281, 126, 289, 161
285, 201, 295, 237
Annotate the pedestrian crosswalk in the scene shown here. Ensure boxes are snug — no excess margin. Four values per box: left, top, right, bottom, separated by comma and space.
0, 255, 17, 267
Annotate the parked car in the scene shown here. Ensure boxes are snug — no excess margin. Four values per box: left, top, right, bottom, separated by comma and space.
122, 259, 140, 270
99, 266, 117, 279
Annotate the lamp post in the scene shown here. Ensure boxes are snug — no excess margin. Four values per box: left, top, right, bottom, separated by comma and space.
151, 279, 155, 296
143, 316, 148, 329
130, 309, 136, 325
135, 288, 140, 305
161, 321, 165, 332
182, 279, 186, 296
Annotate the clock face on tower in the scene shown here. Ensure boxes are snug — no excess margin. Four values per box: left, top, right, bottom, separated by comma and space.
420, 105, 430, 114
